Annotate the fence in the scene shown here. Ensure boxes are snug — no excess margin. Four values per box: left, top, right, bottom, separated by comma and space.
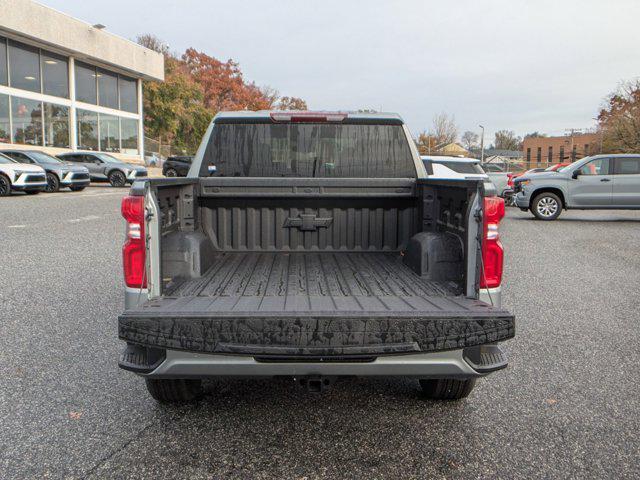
143, 136, 193, 166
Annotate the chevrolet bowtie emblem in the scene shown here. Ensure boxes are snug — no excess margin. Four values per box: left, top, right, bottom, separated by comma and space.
283, 214, 333, 231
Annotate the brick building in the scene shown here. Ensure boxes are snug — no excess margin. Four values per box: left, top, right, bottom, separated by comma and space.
522, 133, 601, 169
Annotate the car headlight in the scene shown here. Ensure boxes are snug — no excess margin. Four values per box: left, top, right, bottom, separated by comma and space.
13, 170, 28, 179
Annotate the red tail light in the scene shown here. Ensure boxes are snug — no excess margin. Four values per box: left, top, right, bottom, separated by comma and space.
121, 195, 146, 288
480, 196, 505, 289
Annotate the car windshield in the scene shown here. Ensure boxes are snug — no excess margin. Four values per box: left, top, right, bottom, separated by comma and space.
433, 160, 485, 175
28, 151, 63, 164
0, 152, 17, 164
94, 153, 122, 164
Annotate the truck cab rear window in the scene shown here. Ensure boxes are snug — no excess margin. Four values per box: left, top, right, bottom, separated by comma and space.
201, 123, 415, 178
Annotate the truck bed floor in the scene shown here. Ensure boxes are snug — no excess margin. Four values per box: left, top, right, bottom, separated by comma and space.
158, 252, 471, 315
121, 252, 515, 355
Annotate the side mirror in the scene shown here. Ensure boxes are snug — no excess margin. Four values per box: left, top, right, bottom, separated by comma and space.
207, 165, 217, 176
572, 170, 580, 179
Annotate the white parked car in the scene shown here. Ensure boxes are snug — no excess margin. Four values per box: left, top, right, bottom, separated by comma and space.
0, 152, 47, 196
421, 156, 488, 180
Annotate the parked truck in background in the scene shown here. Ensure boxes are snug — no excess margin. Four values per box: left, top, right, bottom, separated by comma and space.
514, 154, 640, 220
117, 111, 515, 403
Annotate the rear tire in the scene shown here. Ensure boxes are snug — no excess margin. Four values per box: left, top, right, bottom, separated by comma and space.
44, 173, 60, 193
0, 174, 11, 196
419, 378, 476, 400
108, 170, 127, 187
164, 168, 178, 177
145, 378, 203, 403
531, 192, 562, 220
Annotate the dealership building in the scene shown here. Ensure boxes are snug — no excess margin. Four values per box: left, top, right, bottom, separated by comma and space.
0, 0, 164, 162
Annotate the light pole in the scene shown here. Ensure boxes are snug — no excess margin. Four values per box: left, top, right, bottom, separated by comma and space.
479, 125, 485, 163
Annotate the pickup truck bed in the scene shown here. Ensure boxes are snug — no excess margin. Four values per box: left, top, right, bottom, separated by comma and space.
120, 251, 513, 357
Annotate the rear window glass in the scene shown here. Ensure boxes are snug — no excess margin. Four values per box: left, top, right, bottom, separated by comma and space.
202, 122, 415, 178
616, 158, 640, 174
433, 161, 484, 174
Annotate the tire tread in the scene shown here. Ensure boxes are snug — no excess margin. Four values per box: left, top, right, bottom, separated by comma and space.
145, 378, 202, 403
419, 378, 476, 400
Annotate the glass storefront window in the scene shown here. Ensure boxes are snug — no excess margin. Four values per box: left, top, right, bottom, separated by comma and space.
0, 37, 7, 86
44, 103, 69, 148
0, 93, 10, 143
120, 118, 139, 154
75, 62, 97, 104
9, 41, 41, 93
77, 109, 98, 150
42, 51, 69, 98
98, 69, 119, 109
99, 114, 120, 152
119, 76, 137, 113
11, 96, 43, 145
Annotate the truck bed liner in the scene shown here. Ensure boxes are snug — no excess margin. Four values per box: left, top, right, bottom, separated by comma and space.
165, 251, 460, 313
120, 252, 515, 356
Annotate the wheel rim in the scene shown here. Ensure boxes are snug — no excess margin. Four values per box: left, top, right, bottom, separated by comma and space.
0, 176, 9, 195
537, 197, 558, 217
166, 169, 176, 177
111, 172, 125, 187
45, 174, 58, 193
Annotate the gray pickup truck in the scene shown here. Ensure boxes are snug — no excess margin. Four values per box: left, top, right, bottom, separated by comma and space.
117, 111, 514, 403
514, 154, 640, 220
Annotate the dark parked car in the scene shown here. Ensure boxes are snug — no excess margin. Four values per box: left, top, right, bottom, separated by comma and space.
1, 149, 90, 193
162, 155, 194, 177
57, 151, 147, 187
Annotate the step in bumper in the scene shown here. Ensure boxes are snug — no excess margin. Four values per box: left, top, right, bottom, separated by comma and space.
122, 344, 508, 379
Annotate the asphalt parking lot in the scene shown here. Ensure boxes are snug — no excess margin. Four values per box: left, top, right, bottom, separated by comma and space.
1, 186, 639, 479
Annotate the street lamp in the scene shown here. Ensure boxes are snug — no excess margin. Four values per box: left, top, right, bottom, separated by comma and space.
479, 125, 485, 163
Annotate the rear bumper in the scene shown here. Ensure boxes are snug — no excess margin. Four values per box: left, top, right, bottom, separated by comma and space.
122, 344, 508, 379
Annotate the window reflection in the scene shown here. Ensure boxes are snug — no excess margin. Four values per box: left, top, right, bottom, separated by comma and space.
0, 37, 7, 86
11, 97, 43, 145
119, 76, 137, 113
75, 62, 97, 104
120, 118, 139, 154
98, 69, 119, 109
77, 109, 98, 150
42, 51, 68, 98
9, 41, 41, 93
100, 114, 120, 152
0, 94, 10, 143
44, 103, 69, 148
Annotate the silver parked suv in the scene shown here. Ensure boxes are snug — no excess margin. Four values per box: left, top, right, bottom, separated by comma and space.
1, 150, 90, 193
514, 154, 640, 220
57, 151, 147, 187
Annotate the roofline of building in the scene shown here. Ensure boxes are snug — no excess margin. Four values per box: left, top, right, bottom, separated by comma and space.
0, 0, 164, 81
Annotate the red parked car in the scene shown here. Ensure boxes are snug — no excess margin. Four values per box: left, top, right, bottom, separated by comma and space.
544, 163, 571, 172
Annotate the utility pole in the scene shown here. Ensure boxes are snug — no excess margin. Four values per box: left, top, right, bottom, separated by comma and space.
565, 128, 582, 161
479, 125, 485, 163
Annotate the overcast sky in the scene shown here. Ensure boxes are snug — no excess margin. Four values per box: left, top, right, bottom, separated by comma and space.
41, 0, 640, 143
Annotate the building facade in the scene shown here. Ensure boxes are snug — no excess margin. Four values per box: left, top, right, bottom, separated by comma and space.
522, 133, 601, 169
0, 0, 163, 162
